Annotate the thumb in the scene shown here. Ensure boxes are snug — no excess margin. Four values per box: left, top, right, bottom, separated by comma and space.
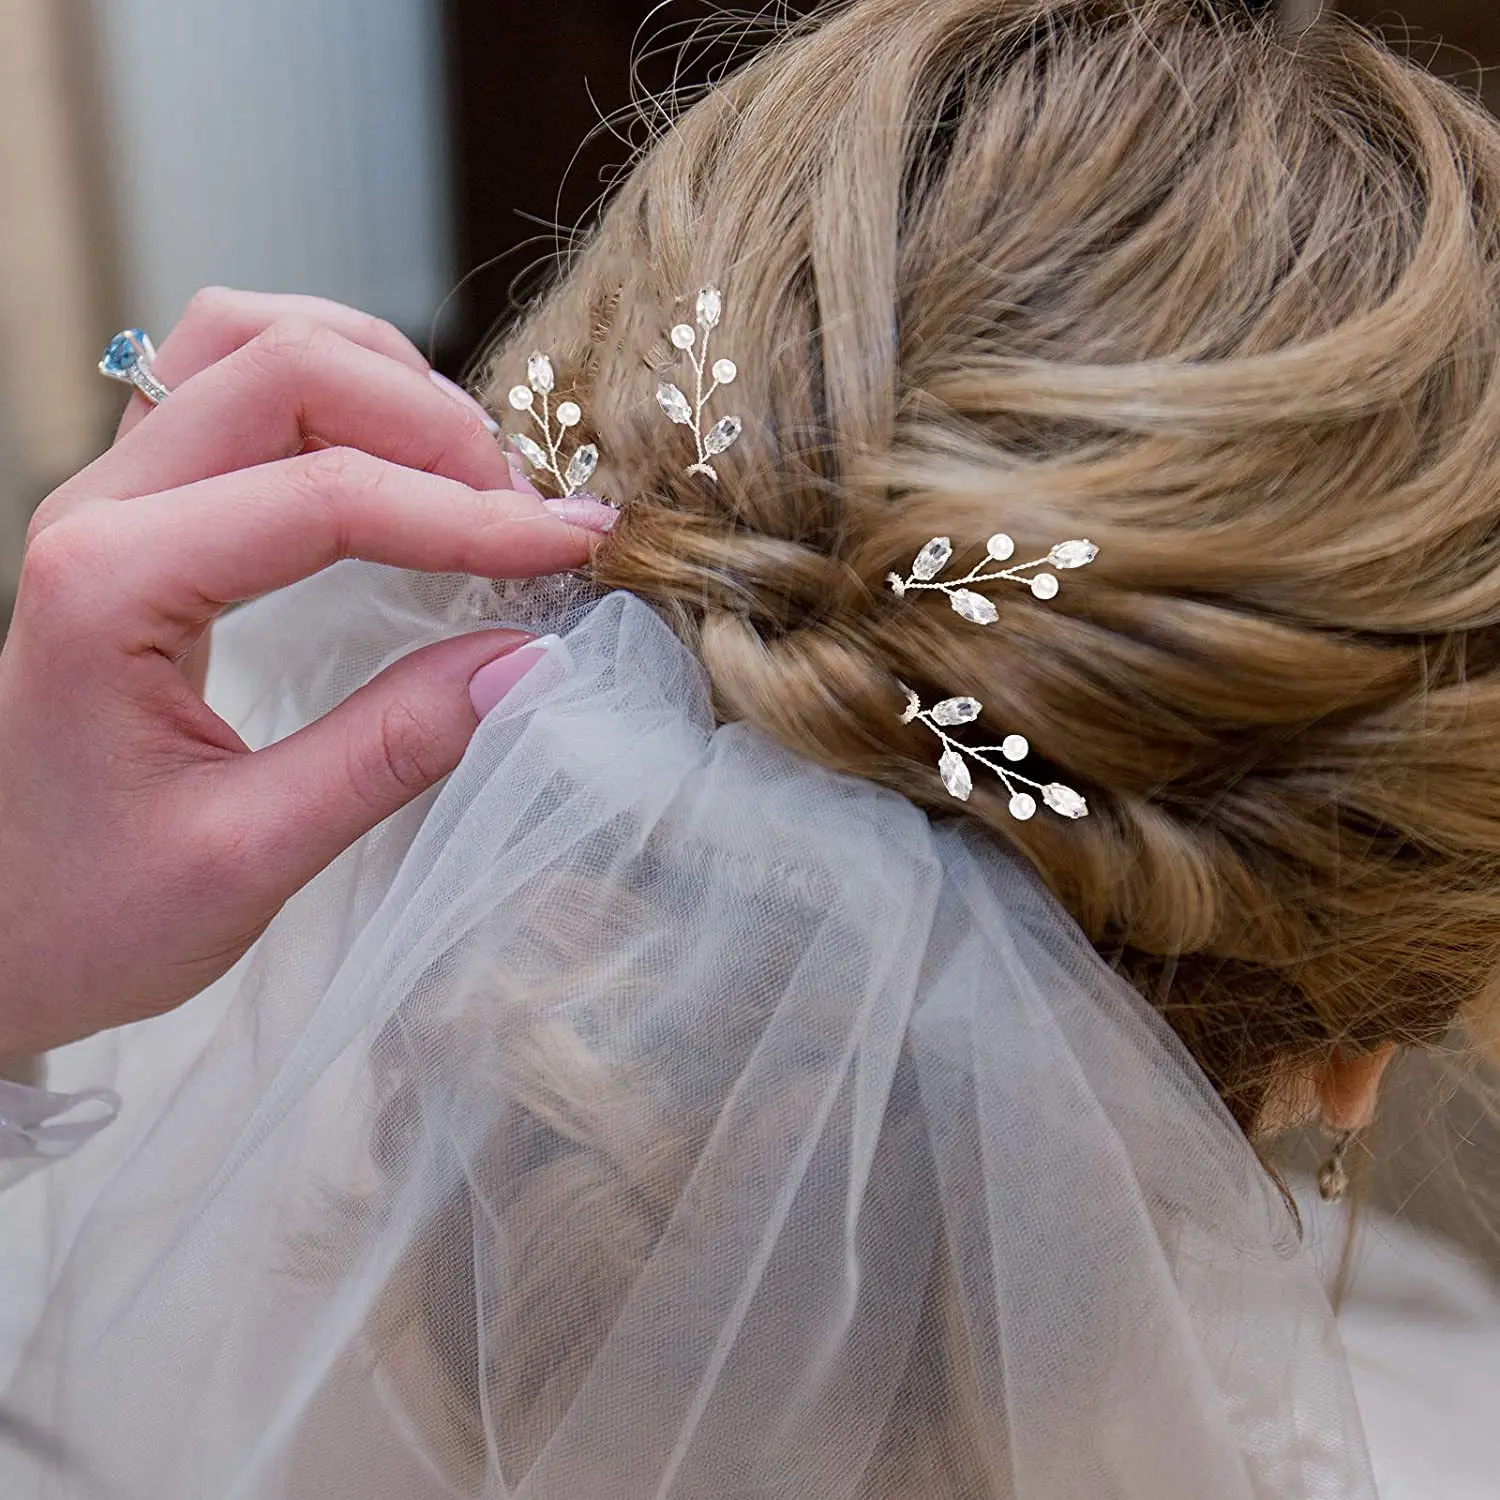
229, 629, 542, 895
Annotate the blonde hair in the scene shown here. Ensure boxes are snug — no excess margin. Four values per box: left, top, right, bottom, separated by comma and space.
481, 0, 1500, 1130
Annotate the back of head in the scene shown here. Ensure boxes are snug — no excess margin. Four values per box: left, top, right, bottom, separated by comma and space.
485, 0, 1500, 1129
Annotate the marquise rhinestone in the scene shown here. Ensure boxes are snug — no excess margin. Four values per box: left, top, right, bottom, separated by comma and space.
950, 589, 999, 625
939, 749, 973, 801
1042, 784, 1088, 819
697, 286, 723, 328
931, 696, 982, 726
704, 415, 742, 455
526, 352, 555, 394
511, 434, 548, 469
911, 537, 953, 581
565, 445, 599, 491
1049, 539, 1098, 569
657, 383, 694, 426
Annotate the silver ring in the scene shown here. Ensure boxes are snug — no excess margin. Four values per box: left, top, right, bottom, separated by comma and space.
98, 329, 171, 406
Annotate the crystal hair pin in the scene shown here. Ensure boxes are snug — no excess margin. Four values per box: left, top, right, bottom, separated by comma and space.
507, 353, 599, 497
901, 688, 1088, 821
657, 287, 743, 480
892, 531, 1098, 818
888, 533, 1097, 622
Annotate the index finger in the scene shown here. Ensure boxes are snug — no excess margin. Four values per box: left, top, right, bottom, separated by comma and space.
57, 320, 511, 514
89, 449, 598, 656
113, 288, 430, 442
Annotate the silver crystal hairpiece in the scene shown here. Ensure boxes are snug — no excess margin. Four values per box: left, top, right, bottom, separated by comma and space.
888, 533, 1097, 623
892, 530, 1099, 820
507, 353, 600, 497
901, 688, 1088, 821
657, 287, 743, 480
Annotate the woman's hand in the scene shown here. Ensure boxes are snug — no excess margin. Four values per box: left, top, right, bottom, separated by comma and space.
0, 290, 606, 1059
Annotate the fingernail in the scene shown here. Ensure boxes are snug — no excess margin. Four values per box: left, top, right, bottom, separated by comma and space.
506, 453, 542, 498
468, 644, 545, 721
430, 370, 502, 436
543, 496, 618, 534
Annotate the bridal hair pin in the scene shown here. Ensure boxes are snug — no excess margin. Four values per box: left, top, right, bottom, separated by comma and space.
657, 287, 743, 480
888, 533, 1098, 621
507, 353, 600, 498
892, 530, 1098, 818
901, 687, 1089, 821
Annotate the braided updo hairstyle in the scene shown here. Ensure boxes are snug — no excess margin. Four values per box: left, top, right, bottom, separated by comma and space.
479, 0, 1500, 1130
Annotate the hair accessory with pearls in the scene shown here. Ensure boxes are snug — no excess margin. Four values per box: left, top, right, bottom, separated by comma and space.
900, 687, 1089, 821
891, 532, 1098, 819
656, 287, 742, 480
888, 534, 1098, 622
506, 353, 599, 498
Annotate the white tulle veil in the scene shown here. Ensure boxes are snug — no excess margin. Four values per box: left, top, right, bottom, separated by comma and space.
0, 561, 1375, 1498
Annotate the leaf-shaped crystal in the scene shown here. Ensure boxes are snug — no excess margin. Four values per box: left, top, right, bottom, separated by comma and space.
526, 352, 555, 394
697, 286, 723, 329
704, 415, 742, 456
657, 383, 693, 426
565, 444, 599, 492
931, 696, 981, 727
1008, 792, 1038, 821
1042, 784, 1089, 819
1049, 539, 1098, 569
986, 533, 1016, 561
1030, 573, 1060, 600
939, 749, 972, 801
911, 537, 952, 581
511, 434, 548, 470
508, 385, 535, 411
950, 589, 999, 625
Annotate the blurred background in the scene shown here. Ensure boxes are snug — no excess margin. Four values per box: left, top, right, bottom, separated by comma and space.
0, 0, 1493, 616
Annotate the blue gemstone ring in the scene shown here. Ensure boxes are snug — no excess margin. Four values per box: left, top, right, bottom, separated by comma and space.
98, 329, 171, 407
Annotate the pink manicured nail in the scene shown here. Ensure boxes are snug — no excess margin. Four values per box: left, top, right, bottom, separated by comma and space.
468, 644, 546, 720
543, 496, 618, 534
430, 370, 502, 436
505, 453, 543, 498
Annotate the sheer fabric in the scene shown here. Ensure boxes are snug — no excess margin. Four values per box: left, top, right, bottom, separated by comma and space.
1, 564, 1376, 1498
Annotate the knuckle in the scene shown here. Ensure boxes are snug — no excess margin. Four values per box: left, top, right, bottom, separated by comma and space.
23, 497, 64, 550
248, 315, 340, 376
357, 312, 410, 358
448, 485, 511, 548
297, 443, 378, 494
365, 699, 449, 803
20, 514, 104, 604
181, 285, 239, 334
285, 447, 379, 555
